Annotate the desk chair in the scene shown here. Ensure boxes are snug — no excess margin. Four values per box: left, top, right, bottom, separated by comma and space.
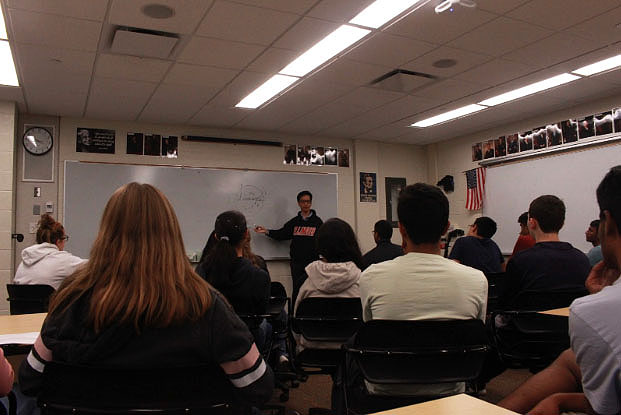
484, 272, 505, 314
342, 319, 488, 414
490, 289, 587, 372
6, 284, 55, 315
292, 297, 362, 415
38, 362, 240, 415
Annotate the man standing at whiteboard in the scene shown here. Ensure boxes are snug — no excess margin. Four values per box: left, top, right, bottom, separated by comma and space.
255, 190, 323, 302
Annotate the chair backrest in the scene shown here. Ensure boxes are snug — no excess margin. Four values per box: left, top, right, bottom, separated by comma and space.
293, 297, 362, 342
267, 281, 288, 317
511, 289, 588, 311
485, 272, 505, 313
6, 284, 55, 315
38, 362, 236, 415
346, 319, 488, 385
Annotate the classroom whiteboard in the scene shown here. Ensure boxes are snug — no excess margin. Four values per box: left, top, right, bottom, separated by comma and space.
484, 140, 621, 254
63, 161, 338, 260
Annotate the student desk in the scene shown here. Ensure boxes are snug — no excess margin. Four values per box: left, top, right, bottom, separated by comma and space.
539, 307, 570, 317
370, 394, 519, 415
0, 313, 46, 339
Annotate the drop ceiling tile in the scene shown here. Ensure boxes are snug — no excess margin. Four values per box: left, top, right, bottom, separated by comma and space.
0, 86, 25, 106
334, 87, 404, 111
410, 78, 485, 103
228, 0, 317, 15
308, 59, 393, 87
453, 58, 538, 87
205, 71, 277, 108
190, 104, 248, 127
178, 37, 265, 70
306, 0, 376, 23
447, 16, 552, 57
566, 6, 621, 44
545, 76, 621, 104
385, 2, 497, 45
22, 73, 91, 99
16, 44, 95, 86
344, 33, 436, 68
484, 92, 569, 119
502, 32, 600, 70
552, 45, 621, 75
279, 101, 371, 135
95, 54, 172, 83
164, 63, 238, 88
356, 122, 410, 140
197, 2, 299, 46
108, 0, 214, 35
475, 0, 531, 15
273, 17, 340, 52
402, 46, 493, 78
7, 0, 108, 21
86, 78, 157, 120
140, 83, 220, 123
246, 48, 299, 74
9, 9, 101, 51
507, 0, 620, 31
27, 90, 86, 116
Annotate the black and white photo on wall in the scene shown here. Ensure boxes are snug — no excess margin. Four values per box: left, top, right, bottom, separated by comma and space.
76, 128, 115, 154
533, 126, 547, 150
126, 132, 143, 155
386, 177, 406, 227
507, 134, 519, 154
162, 136, 178, 158
595, 111, 613, 136
311, 147, 325, 165
338, 148, 350, 167
578, 116, 595, 139
483, 139, 494, 159
519, 131, 533, 152
360, 172, 377, 203
494, 136, 506, 157
614, 108, 621, 133
283, 144, 297, 164
298, 145, 311, 165
561, 119, 578, 143
324, 147, 337, 166
472, 142, 482, 161
546, 123, 562, 147
144, 134, 161, 156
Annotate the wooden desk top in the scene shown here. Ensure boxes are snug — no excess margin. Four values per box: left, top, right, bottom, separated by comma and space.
0, 313, 46, 335
539, 307, 570, 317
371, 394, 519, 415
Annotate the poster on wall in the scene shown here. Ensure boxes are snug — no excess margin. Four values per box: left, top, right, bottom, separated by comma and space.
338, 148, 350, 167
76, 128, 115, 154
507, 134, 519, 154
360, 172, 377, 203
578, 116, 595, 139
472, 143, 482, 161
483, 139, 495, 159
386, 177, 406, 227
614, 108, 621, 133
126, 132, 143, 155
561, 120, 578, 143
533, 127, 546, 150
324, 147, 337, 166
494, 136, 506, 157
162, 136, 178, 158
144, 134, 161, 156
519, 131, 533, 152
594, 111, 613, 136
311, 147, 325, 165
298, 145, 311, 165
283, 144, 297, 164
546, 123, 562, 147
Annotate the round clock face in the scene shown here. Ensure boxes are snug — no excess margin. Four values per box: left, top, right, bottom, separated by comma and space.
23, 127, 53, 155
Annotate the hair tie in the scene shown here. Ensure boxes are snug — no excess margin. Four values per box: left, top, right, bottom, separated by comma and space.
220, 236, 229, 241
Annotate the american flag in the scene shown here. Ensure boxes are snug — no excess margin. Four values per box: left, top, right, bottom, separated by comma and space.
465, 167, 486, 210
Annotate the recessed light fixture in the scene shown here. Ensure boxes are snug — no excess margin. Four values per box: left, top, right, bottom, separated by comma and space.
141, 4, 175, 19
411, 104, 487, 127
0, 41, 19, 86
0, 6, 8, 40
572, 53, 621, 76
236, 74, 299, 109
279, 25, 370, 77
478, 73, 579, 107
349, 0, 424, 29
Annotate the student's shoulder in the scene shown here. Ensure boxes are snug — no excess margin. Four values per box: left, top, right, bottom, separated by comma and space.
360, 256, 402, 281
443, 257, 487, 281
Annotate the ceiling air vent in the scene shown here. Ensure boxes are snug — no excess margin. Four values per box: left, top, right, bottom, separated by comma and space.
370, 69, 437, 93
110, 27, 178, 59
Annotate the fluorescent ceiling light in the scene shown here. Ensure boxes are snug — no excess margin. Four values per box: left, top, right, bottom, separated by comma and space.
572, 54, 621, 76
279, 25, 370, 77
411, 104, 487, 127
0, 6, 7, 40
478, 73, 579, 107
349, 0, 424, 29
236, 74, 299, 109
0, 41, 19, 86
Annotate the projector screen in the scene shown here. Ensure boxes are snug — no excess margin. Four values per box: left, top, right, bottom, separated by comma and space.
484, 139, 621, 254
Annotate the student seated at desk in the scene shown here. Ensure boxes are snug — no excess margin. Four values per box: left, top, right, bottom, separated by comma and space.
196, 211, 271, 354
448, 216, 504, 274
294, 218, 363, 351
0, 348, 14, 396
13, 214, 85, 290
19, 183, 273, 405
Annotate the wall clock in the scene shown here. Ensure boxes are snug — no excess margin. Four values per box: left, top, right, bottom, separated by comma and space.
23, 127, 53, 155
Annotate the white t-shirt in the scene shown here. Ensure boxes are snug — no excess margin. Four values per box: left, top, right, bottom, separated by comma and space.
14, 243, 86, 290
570, 278, 621, 415
359, 252, 488, 396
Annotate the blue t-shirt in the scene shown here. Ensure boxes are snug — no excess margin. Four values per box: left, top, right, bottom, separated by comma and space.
587, 245, 603, 267
449, 235, 504, 274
